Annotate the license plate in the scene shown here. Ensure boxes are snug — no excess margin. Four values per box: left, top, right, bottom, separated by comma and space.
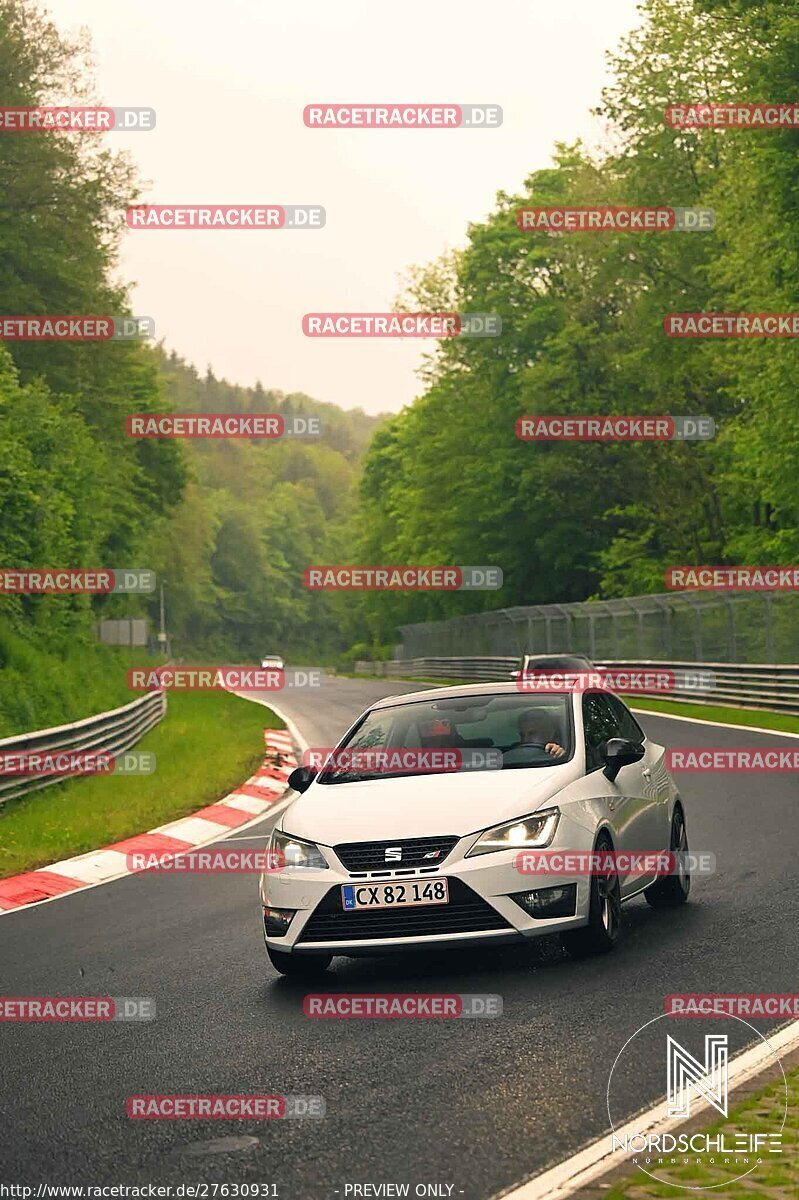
341, 878, 449, 911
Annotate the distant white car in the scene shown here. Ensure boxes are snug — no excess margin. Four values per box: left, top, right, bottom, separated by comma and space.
260, 681, 690, 976
260, 655, 284, 671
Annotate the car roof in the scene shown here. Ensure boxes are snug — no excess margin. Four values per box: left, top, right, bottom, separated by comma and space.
522, 653, 593, 664
370, 681, 579, 710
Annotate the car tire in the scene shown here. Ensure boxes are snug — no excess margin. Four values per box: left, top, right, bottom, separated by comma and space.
561, 832, 622, 957
267, 946, 333, 977
645, 805, 690, 909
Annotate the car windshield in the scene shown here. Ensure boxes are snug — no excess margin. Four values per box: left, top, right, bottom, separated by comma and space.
318, 694, 573, 783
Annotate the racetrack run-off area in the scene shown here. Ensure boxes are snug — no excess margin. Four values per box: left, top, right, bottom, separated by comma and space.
0, 677, 795, 1196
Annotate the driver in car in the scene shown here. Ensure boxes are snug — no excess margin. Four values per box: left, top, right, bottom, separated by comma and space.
516, 710, 566, 759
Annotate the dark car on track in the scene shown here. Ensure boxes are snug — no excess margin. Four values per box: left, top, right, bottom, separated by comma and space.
509, 653, 595, 681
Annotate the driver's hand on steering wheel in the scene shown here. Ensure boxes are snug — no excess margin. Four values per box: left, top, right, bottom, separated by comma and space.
545, 742, 566, 759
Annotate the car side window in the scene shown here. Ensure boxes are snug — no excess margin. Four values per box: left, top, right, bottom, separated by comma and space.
582, 693, 623, 772
349, 719, 389, 750
606, 694, 645, 744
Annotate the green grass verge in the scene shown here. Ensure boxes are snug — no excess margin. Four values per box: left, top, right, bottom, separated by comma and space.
349, 673, 799, 735
605, 1062, 798, 1197
624, 695, 799, 735
0, 690, 280, 878
0, 622, 165, 738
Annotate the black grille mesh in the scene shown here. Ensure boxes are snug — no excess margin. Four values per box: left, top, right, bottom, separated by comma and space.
333, 835, 459, 873
297, 878, 512, 943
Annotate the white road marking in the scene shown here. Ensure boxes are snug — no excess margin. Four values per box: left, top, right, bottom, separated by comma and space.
496, 1020, 799, 1200
149, 815, 231, 843
220, 793, 273, 814
251, 698, 310, 756
631, 705, 799, 739
40, 849, 130, 884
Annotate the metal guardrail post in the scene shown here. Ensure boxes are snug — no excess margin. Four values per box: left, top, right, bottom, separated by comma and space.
724, 594, 737, 662
764, 594, 774, 663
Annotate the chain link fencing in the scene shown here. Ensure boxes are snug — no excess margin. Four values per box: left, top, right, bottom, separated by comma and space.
395, 590, 798, 665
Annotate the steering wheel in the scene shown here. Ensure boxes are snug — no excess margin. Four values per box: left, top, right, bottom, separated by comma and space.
500, 740, 551, 766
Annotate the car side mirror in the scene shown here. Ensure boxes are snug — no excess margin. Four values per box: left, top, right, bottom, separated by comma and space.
287, 765, 317, 794
603, 737, 645, 782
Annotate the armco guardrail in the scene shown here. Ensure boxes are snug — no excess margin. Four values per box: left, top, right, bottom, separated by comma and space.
355, 656, 517, 681
0, 690, 166, 805
353, 657, 799, 715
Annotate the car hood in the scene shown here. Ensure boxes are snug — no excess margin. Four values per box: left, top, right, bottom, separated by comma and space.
281, 763, 581, 845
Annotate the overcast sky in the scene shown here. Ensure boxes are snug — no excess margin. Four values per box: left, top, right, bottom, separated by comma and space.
48, 0, 643, 415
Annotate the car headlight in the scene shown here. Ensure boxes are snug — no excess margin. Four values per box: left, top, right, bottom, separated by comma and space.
270, 828, 329, 869
465, 808, 560, 857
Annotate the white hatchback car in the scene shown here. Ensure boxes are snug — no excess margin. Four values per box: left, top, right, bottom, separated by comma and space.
260, 683, 690, 976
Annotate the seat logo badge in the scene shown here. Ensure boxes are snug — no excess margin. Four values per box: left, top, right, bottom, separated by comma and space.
385, 846, 402, 862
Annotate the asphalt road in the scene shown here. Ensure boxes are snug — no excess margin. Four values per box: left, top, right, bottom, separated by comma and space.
1, 676, 797, 1196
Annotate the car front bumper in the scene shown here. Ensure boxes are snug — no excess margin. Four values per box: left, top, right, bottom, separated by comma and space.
260, 813, 595, 956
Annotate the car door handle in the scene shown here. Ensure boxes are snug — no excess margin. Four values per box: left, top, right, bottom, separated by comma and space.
642, 768, 651, 780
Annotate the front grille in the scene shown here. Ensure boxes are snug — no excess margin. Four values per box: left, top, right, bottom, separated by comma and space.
334, 835, 459, 873
297, 878, 512, 943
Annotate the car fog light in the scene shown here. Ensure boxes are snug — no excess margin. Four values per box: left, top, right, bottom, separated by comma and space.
511, 884, 577, 919
264, 906, 295, 936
